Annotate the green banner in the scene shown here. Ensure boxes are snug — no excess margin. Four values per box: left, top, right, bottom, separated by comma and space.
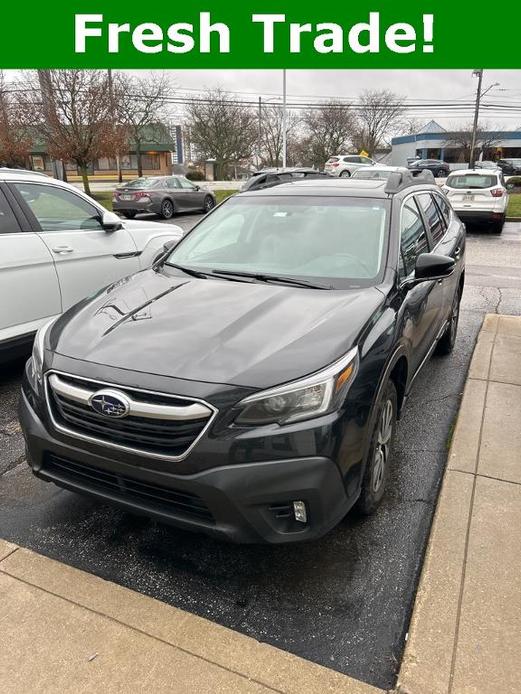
2, 1, 520, 68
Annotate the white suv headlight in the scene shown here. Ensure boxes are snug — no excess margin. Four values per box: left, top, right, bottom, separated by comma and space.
234, 347, 359, 426
30, 318, 57, 383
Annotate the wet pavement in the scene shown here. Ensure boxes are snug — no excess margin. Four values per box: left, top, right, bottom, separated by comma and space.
1, 219, 520, 690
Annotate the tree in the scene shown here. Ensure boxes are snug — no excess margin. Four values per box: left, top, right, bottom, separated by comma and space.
21, 70, 122, 194
186, 89, 257, 179
301, 101, 355, 168
353, 90, 405, 156
117, 73, 173, 178
0, 72, 32, 168
259, 103, 299, 168
443, 122, 500, 163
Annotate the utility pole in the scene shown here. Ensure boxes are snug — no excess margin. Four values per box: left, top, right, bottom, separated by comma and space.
282, 70, 287, 168
107, 68, 123, 183
257, 96, 262, 170
469, 69, 483, 169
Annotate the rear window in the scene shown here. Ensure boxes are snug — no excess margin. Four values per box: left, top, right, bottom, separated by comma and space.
446, 174, 497, 189
327, 157, 340, 163
416, 193, 446, 246
124, 177, 162, 189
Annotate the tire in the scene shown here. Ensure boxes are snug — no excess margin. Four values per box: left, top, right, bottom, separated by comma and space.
436, 289, 461, 355
355, 380, 397, 516
203, 195, 215, 213
120, 211, 136, 219
339, 170, 351, 178
160, 199, 175, 220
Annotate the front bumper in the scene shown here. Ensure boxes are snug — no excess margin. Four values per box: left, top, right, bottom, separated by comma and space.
20, 383, 353, 544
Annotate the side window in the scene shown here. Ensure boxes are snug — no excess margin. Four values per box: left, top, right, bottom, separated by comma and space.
277, 173, 293, 183
434, 193, 452, 227
0, 188, 21, 234
12, 183, 102, 232
416, 193, 446, 247
343, 156, 358, 163
360, 157, 373, 165
167, 177, 181, 189
400, 199, 429, 277
178, 177, 196, 190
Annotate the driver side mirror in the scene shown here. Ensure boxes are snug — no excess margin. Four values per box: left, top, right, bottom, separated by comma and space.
101, 210, 123, 232
414, 253, 455, 283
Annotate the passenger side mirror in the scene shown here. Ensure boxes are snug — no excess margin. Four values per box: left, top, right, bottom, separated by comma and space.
101, 210, 123, 231
414, 253, 455, 283
194, 184, 200, 191
152, 239, 179, 266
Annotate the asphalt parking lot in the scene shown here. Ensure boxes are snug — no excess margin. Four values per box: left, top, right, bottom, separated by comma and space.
1, 217, 521, 690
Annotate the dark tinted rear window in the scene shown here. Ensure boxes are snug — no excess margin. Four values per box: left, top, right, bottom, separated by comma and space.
0, 189, 20, 233
416, 193, 446, 246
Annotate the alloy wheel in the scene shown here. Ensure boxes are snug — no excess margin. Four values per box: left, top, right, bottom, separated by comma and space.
372, 399, 394, 493
162, 200, 174, 219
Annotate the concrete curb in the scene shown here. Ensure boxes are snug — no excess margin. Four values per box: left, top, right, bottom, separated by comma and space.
396, 314, 521, 694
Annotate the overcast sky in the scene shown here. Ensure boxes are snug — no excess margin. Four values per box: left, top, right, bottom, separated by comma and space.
155, 68, 521, 130
5, 68, 521, 130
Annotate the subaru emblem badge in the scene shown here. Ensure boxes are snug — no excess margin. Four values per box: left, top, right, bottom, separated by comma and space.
89, 389, 130, 418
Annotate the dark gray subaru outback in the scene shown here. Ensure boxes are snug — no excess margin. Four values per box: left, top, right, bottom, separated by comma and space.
20, 172, 465, 543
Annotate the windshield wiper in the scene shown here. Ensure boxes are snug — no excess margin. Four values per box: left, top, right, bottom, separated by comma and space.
165, 263, 211, 279
210, 269, 333, 290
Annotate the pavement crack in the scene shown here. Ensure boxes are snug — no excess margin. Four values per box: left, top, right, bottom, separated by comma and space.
495, 287, 504, 314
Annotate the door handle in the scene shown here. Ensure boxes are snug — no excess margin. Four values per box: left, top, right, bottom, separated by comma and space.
454, 247, 461, 259
51, 245, 74, 254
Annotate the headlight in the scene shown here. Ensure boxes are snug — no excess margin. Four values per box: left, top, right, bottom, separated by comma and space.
234, 347, 359, 426
30, 318, 57, 383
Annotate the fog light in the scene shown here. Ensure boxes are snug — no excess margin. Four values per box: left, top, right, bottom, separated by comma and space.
293, 500, 307, 523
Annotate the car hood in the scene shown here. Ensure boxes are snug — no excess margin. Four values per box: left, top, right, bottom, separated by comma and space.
51, 269, 385, 388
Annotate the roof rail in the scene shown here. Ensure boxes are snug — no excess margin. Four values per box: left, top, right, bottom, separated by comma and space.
384, 168, 435, 194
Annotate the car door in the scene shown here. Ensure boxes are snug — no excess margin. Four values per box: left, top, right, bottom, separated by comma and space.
10, 181, 141, 311
415, 192, 451, 341
398, 196, 439, 375
176, 177, 204, 210
432, 191, 464, 312
0, 184, 61, 343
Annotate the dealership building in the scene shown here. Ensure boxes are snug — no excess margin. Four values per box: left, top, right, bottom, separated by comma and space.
391, 120, 521, 169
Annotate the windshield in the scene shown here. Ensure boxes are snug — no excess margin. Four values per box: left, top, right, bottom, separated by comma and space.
164, 195, 390, 289
446, 174, 497, 189
124, 177, 162, 189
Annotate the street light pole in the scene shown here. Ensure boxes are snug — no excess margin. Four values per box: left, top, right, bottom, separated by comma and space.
469, 69, 483, 169
282, 69, 287, 168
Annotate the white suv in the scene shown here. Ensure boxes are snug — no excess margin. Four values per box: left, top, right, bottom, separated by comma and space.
324, 154, 378, 178
442, 169, 509, 233
0, 171, 183, 360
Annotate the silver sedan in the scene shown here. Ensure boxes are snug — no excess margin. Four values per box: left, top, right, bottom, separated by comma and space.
113, 176, 216, 219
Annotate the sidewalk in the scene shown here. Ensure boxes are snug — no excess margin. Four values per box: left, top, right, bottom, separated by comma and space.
1, 314, 520, 693
398, 314, 521, 694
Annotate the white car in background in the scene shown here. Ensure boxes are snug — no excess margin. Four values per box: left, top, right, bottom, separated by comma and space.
324, 154, 379, 178
442, 169, 509, 233
0, 171, 183, 361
